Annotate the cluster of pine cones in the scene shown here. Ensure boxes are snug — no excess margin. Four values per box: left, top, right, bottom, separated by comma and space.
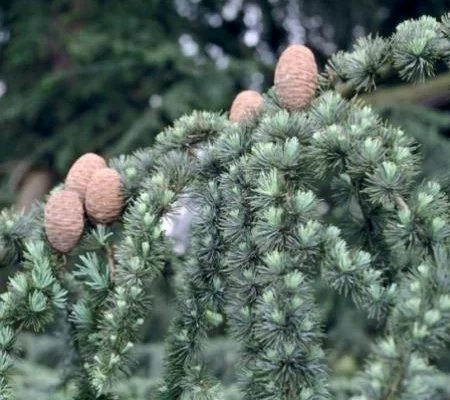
229, 44, 318, 122
43, 44, 317, 254
44, 154, 124, 253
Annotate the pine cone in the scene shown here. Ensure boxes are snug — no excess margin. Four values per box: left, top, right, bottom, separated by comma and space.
85, 168, 124, 224
45, 190, 84, 253
65, 153, 107, 201
274, 45, 318, 110
229, 90, 264, 123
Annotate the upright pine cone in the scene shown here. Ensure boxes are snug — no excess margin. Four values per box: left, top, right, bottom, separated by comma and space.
274, 45, 318, 110
85, 168, 124, 224
229, 90, 264, 123
45, 190, 84, 253
65, 153, 107, 201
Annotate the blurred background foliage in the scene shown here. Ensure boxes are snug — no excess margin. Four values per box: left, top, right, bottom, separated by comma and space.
0, 0, 449, 398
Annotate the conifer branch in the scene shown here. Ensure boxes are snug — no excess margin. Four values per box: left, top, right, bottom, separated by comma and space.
320, 14, 450, 95
85, 112, 228, 395
159, 119, 260, 399
0, 241, 67, 398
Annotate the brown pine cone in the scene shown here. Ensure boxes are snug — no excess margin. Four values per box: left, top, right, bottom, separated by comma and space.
65, 153, 107, 201
229, 90, 264, 123
274, 45, 318, 110
85, 168, 124, 224
45, 190, 84, 253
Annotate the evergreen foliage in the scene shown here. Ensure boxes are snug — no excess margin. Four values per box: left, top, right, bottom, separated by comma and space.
1, 0, 448, 209
0, 11, 449, 400
322, 14, 450, 93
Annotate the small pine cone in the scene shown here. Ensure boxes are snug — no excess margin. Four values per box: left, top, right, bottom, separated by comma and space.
229, 90, 264, 123
274, 45, 318, 110
65, 153, 107, 201
85, 168, 124, 224
45, 190, 84, 253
